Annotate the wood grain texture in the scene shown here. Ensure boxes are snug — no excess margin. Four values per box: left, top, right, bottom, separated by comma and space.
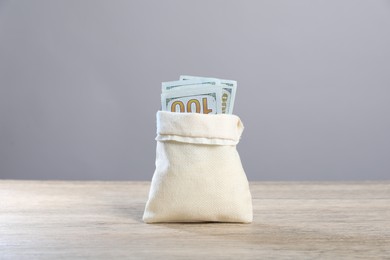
0, 180, 389, 259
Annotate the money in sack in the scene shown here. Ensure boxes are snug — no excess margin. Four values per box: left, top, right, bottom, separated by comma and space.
143, 111, 253, 223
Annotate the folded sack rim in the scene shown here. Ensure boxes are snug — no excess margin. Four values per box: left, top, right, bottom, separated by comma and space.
156, 111, 244, 144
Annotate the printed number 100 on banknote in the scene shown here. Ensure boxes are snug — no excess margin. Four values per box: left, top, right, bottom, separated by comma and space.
161, 88, 222, 114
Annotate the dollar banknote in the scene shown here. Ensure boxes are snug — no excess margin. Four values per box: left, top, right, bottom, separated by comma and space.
161, 86, 222, 114
162, 78, 221, 92
179, 75, 237, 114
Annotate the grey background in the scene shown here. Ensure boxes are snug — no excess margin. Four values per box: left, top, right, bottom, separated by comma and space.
1, 0, 389, 181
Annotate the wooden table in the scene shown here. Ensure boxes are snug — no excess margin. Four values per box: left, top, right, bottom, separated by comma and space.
1, 181, 389, 259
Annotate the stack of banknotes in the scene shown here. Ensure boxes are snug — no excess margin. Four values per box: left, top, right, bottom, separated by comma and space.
161, 75, 237, 114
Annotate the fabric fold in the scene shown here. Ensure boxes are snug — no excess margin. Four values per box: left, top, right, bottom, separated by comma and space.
156, 111, 244, 145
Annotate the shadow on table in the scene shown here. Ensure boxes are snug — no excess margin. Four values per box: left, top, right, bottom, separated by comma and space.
107, 200, 146, 223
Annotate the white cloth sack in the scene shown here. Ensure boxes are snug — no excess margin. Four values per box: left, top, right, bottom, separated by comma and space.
143, 111, 253, 223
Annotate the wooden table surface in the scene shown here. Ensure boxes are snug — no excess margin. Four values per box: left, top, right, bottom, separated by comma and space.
1, 180, 389, 259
